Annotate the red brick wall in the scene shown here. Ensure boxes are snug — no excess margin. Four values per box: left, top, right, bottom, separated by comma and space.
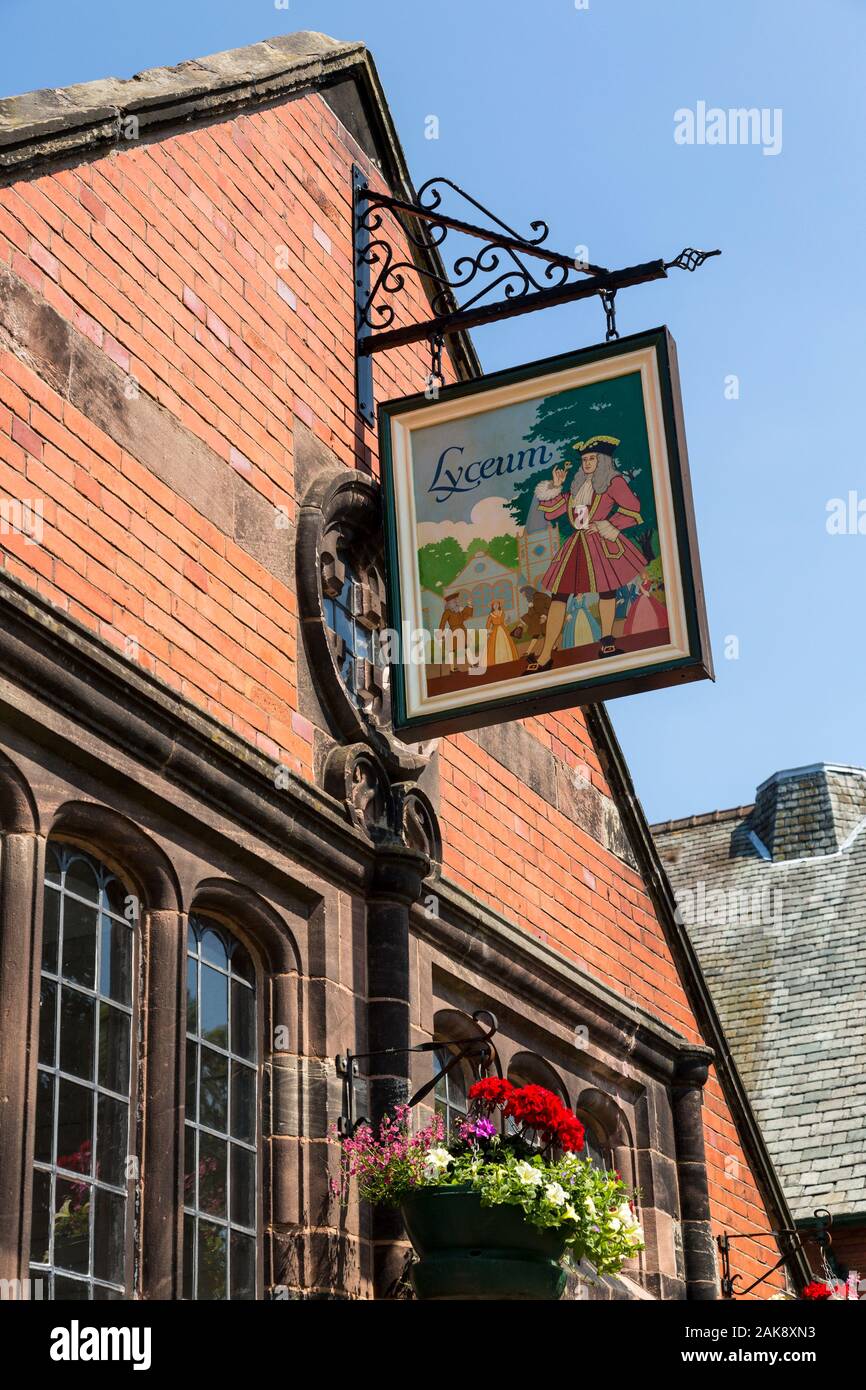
0, 88, 784, 1296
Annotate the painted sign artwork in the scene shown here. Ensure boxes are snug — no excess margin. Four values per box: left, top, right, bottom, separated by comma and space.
380, 329, 712, 738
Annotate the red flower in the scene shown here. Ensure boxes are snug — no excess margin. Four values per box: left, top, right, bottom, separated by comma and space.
502, 1084, 586, 1153
506, 1084, 563, 1131
555, 1114, 586, 1154
468, 1077, 515, 1107
802, 1281, 834, 1301
468, 1080, 586, 1153
58, 1139, 92, 1174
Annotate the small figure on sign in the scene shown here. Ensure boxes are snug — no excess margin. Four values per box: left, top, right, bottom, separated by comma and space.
562, 593, 601, 650
486, 601, 519, 664
511, 585, 551, 662
623, 576, 667, 636
440, 591, 473, 671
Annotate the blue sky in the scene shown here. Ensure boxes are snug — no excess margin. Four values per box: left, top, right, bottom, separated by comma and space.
2, 0, 864, 821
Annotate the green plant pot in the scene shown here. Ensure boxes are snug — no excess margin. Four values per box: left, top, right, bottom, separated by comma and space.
400, 1185, 567, 1300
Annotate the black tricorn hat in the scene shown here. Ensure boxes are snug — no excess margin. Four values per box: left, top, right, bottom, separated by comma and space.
574, 435, 620, 457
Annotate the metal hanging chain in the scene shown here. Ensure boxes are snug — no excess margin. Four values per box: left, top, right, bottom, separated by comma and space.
601, 289, 619, 341
812, 1209, 839, 1290
428, 331, 446, 391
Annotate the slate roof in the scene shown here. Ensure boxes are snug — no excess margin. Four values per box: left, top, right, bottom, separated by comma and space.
653, 764, 866, 1221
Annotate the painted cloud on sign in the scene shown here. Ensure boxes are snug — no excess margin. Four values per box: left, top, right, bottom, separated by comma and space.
416, 494, 517, 548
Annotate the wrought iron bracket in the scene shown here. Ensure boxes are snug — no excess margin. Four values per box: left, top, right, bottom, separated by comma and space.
336, 1009, 498, 1136
352, 166, 720, 425
717, 1209, 832, 1298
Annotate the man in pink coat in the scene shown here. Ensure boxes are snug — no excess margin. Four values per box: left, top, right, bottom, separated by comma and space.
526, 436, 646, 669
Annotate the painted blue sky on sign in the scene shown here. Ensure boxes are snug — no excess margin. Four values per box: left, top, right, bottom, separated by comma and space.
411, 397, 546, 543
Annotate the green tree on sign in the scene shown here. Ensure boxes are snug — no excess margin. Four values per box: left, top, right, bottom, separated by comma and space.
507, 377, 657, 536
466, 534, 519, 570
417, 537, 467, 592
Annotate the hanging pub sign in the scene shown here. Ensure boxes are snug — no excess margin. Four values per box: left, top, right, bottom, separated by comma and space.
379, 327, 713, 740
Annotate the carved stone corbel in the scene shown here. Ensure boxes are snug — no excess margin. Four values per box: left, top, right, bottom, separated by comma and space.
392, 783, 442, 865
323, 743, 395, 842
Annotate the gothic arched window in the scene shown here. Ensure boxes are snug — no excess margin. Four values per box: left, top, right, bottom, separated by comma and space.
577, 1113, 613, 1171
184, 916, 258, 1300
433, 1046, 473, 1133
30, 844, 136, 1299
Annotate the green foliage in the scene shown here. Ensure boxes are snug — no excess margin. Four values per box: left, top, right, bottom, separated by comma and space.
645, 556, 665, 588
417, 537, 466, 592
439, 1148, 644, 1272
524, 389, 588, 453
469, 533, 517, 572
418, 533, 520, 590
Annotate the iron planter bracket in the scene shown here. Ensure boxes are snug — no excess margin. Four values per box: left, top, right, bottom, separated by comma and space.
336, 1009, 498, 1137
717, 1209, 833, 1298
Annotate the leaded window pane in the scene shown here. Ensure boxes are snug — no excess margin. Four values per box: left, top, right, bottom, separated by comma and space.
323, 555, 381, 709
184, 915, 258, 1300
433, 1046, 471, 1134
30, 845, 136, 1300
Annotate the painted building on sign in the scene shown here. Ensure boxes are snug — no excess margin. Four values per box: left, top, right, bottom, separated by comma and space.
0, 31, 810, 1300
517, 506, 561, 592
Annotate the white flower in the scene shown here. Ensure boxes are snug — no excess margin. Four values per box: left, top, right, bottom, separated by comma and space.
423, 1146, 452, 1180
613, 1203, 642, 1245
544, 1182, 567, 1206
514, 1160, 543, 1188
563, 1203, 579, 1222
585, 1196, 597, 1218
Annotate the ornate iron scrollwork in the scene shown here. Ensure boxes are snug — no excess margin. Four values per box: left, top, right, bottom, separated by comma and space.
336, 1010, 498, 1136
355, 173, 603, 339
353, 165, 721, 423
664, 246, 722, 273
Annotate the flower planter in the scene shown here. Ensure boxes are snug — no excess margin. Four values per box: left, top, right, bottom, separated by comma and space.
400, 1185, 567, 1300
